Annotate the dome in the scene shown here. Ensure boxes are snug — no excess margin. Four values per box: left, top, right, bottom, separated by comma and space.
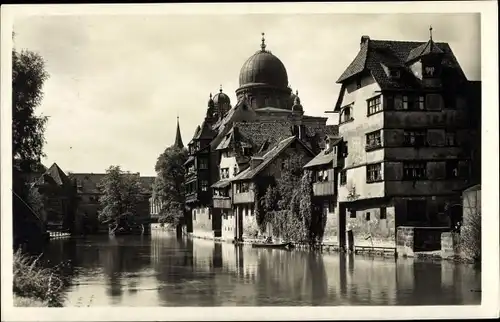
238, 34, 288, 89
238, 51, 288, 89
213, 87, 231, 106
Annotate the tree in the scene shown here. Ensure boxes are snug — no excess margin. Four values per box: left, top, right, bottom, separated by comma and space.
98, 166, 145, 233
12, 47, 49, 248
153, 147, 188, 227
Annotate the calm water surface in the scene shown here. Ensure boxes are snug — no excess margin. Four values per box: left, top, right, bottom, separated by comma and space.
42, 231, 481, 306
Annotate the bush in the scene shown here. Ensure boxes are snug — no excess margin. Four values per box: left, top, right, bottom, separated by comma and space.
460, 210, 481, 263
13, 250, 68, 307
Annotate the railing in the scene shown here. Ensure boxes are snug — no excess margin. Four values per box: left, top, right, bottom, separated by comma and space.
312, 181, 336, 196
185, 192, 198, 203
233, 191, 255, 204
213, 197, 231, 209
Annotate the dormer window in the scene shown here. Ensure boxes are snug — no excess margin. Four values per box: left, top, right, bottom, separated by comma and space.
424, 66, 435, 77
389, 69, 401, 79
340, 105, 353, 124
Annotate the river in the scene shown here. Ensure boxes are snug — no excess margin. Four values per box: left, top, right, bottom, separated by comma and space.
41, 230, 481, 306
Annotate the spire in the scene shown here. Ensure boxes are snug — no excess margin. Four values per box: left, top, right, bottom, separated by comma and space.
173, 116, 184, 149
260, 32, 266, 51
219, 84, 223, 93
429, 25, 433, 41
294, 90, 301, 104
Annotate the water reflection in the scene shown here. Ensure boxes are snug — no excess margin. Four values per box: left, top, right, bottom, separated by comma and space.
41, 231, 481, 306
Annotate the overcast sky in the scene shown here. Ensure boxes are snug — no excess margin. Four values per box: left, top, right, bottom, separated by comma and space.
13, 13, 480, 176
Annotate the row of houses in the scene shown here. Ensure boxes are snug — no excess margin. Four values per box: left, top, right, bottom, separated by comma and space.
168, 31, 481, 248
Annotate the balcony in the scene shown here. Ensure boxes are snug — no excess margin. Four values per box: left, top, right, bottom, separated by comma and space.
213, 197, 231, 209
185, 192, 198, 204
313, 181, 336, 197
233, 191, 255, 204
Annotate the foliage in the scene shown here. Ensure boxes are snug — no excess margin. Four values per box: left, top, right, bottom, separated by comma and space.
12, 48, 49, 166
12, 47, 49, 247
98, 166, 145, 232
460, 192, 481, 263
153, 146, 188, 226
13, 249, 69, 307
261, 153, 313, 243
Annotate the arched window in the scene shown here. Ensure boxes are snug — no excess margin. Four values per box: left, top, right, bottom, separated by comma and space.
340, 105, 353, 124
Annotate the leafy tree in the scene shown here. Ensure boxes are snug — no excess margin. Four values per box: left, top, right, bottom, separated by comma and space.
98, 166, 145, 233
153, 147, 188, 227
12, 46, 49, 248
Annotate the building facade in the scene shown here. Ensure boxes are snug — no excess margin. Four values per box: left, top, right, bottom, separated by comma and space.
319, 31, 481, 248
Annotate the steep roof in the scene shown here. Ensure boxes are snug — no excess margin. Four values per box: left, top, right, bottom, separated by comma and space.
304, 138, 342, 169
194, 120, 216, 140
173, 117, 184, 149
34, 163, 72, 187
336, 37, 467, 90
231, 136, 313, 182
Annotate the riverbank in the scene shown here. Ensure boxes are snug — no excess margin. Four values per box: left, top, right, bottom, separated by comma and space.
186, 232, 477, 264
13, 249, 67, 307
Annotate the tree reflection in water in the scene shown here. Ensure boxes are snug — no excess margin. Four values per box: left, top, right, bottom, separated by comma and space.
41, 231, 481, 306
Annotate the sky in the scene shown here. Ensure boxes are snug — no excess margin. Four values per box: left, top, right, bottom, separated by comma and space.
13, 12, 481, 176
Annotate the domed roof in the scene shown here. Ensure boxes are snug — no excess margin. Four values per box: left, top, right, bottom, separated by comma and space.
213, 86, 231, 105
238, 33, 288, 89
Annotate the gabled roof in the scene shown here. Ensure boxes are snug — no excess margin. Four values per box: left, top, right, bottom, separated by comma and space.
231, 136, 313, 182
34, 163, 73, 187
216, 126, 253, 151
194, 120, 216, 140
406, 39, 444, 63
304, 138, 341, 169
336, 37, 467, 90
71, 172, 153, 194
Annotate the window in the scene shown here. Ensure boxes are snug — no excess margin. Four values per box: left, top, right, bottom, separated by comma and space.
340, 170, 347, 186
340, 106, 353, 123
366, 130, 382, 150
385, 95, 394, 110
445, 132, 456, 146
365, 212, 371, 221
417, 95, 425, 110
220, 168, 229, 179
201, 180, 208, 192
403, 95, 410, 110
233, 165, 238, 177
367, 96, 382, 115
404, 130, 427, 147
342, 141, 349, 157
446, 160, 459, 179
424, 66, 435, 77
366, 163, 382, 183
380, 207, 387, 220
349, 209, 356, 218
389, 69, 401, 79
199, 158, 208, 169
403, 161, 427, 180
193, 210, 196, 221
356, 78, 362, 89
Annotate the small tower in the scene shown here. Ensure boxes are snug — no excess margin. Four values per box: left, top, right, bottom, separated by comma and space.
173, 115, 184, 149
292, 90, 304, 115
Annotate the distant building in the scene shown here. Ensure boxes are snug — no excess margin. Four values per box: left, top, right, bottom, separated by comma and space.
71, 172, 155, 233
32, 163, 76, 231
317, 30, 481, 248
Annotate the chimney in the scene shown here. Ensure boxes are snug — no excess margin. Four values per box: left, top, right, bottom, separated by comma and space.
250, 157, 264, 169
360, 35, 370, 48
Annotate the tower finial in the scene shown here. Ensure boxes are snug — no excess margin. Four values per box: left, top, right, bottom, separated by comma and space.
220, 84, 223, 93
261, 32, 266, 51
429, 25, 433, 41
210, 92, 212, 99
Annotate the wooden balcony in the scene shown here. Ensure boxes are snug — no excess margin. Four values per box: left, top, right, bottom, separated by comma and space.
185, 192, 198, 204
312, 181, 336, 197
233, 191, 255, 204
213, 197, 231, 209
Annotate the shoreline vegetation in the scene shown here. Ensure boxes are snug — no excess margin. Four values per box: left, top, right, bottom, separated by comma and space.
13, 249, 69, 307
